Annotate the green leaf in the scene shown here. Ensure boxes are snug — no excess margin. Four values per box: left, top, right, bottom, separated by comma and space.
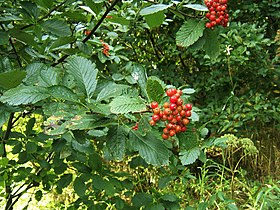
107, 15, 130, 25
138, 115, 152, 135
161, 193, 180, 202
140, 4, 172, 16
145, 11, 165, 28
0, 14, 23, 22
26, 142, 37, 153
204, 29, 220, 59
72, 162, 91, 173
183, 4, 208, 11
150, 204, 165, 210
74, 176, 86, 197
0, 86, 49, 105
20, 1, 40, 20
35, 190, 43, 202
0, 70, 26, 90
23, 63, 46, 85
190, 111, 199, 122
34, 0, 53, 10
96, 83, 130, 102
110, 95, 147, 114
49, 85, 79, 102
49, 37, 76, 51
41, 19, 71, 37
0, 106, 10, 127
179, 147, 200, 165
67, 56, 98, 98
112, 73, 124, 81
57, 174, 73, 193
158, 175, 176, 189
87, 103, 111, 116
132, 192, 153, 208
146, 76, 165, 102
88, 128, 108, 137
182, 88, 195, 94
10, 29, 38, 48
85, 0, 102, 15
38, 67, 58, 87
177, 126, 198, 150
0, 31, 9, 45
176, 19, 205, 48
106, 126, 126, 160
131, 63, 148, 99
130, 131, 170, 166
226, 203, 238, 210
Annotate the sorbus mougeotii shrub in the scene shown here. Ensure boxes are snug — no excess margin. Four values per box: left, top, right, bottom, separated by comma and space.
204, 0, 229, 29
149, 88, 193, 140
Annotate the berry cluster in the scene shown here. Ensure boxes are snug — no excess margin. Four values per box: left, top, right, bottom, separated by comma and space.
132, 122, 139, 130
101, 41, 110, 57
204, 0, 229, 29
149, 89, 193, 140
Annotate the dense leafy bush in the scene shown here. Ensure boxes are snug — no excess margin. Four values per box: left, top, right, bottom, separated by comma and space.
0, 0, 279, 209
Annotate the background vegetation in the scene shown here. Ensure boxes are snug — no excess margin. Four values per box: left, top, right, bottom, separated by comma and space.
0, 0, 279, 209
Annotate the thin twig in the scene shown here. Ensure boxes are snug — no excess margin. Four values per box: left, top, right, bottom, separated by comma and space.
1, 24, 22, 68
52, 0, 121, 67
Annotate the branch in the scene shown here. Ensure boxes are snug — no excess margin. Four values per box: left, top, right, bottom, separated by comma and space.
2, 113, 14, 157
1, 24, 22, 68
82, 0, 120, 43
52, 0, 121, 67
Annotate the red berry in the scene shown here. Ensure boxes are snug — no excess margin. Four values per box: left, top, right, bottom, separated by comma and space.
176, 98, 183, 106
153, 107, 160, 114
182, 118, 190, 125
172, 110, 179, 116
170, 103, 177, 111
164, 108, 171, 115
151, 101, 158, 109
161, 114, 168, 121
209, 15, 216, 21
176, 115, 182, 121
185, 104, 193, 110
167, 115, 173, 121
166, 123, 173, 130
186, 110, 192, 117
163, 127, 169, 134
177, 106, 183, 112
177, 90, 183, 96
181, 126, 187, 132
210, 11, 216, 15
170, 96, 178, 103
149, 120, 156, 126
152, 114, 160, 122
169, 130, 176, 137
162, 133, 169, 140
180, 110, 186, 117
170, 118, 177, 124
166, 89, 175, 97
211, 21, 217, 27
206, 22, 212, 28
163, 102, 170, 108
84, 30, 91, 35
175, 125, 182, 133
171, 89, 177, 95
216, 18, 222, 24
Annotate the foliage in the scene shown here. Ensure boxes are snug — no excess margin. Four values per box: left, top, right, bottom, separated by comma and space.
0, 0, 279, 209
